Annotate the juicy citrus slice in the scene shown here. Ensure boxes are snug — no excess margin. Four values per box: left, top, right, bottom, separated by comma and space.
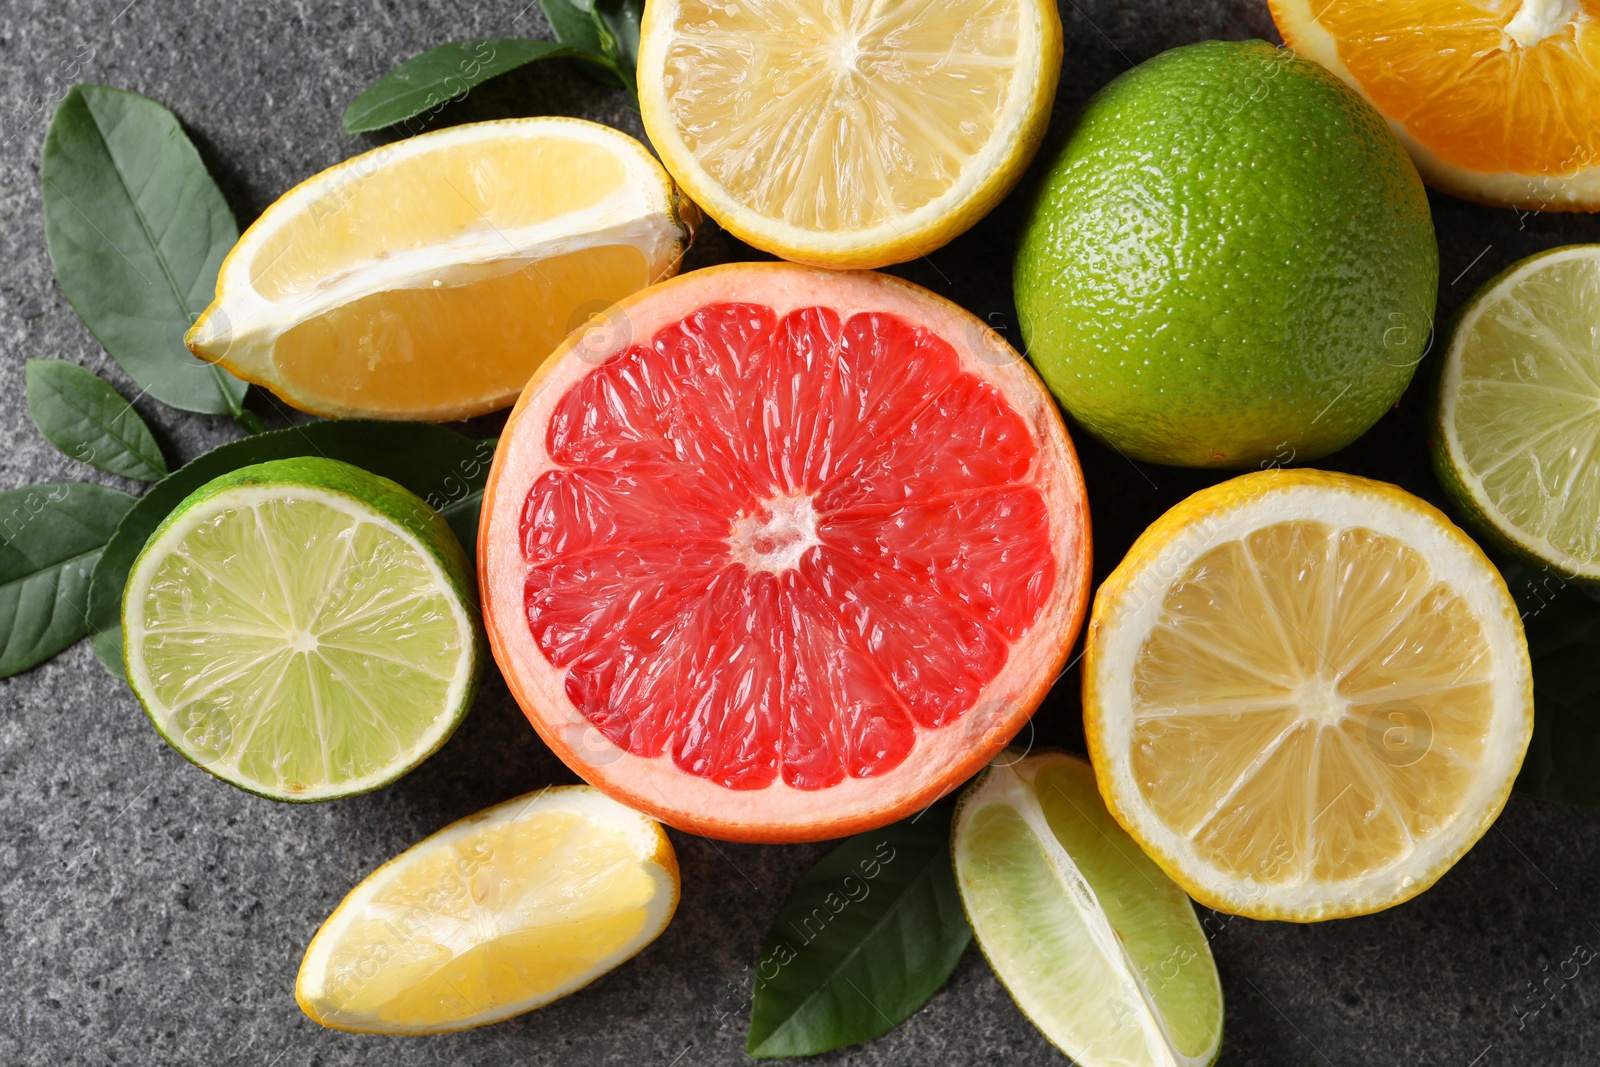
480, 263, 1092, 842
637, 0, 1062, 269
1084, 470, 1533, 921
954, 751, 1223, 1067
1435, 245, 1600, 580
1270, 0, 1600, 210
297, 785, 678, 1034
123, 458, 483, 801
187, 118, 695, 421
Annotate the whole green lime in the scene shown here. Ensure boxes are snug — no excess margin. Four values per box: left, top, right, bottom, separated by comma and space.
1015, 40, 1437, 468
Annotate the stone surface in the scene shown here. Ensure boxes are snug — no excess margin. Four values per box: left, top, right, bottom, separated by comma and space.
1, 2, 1599, 1065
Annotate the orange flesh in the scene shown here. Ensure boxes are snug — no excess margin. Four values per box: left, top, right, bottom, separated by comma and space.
1314, 0, 1600, 174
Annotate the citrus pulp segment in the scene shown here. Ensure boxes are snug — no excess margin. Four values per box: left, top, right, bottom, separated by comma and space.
123, 458, 483, 801
1270, 0, 1600, 210
297, 786, 679, 1034
480, 263, 1091, 842
187, 118, 695, 421
637, 0, 1062, 268
1435, 245, 1600, 581
1084, 470, 1533, 921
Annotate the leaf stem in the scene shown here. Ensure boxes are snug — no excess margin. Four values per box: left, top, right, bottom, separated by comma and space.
234, 409, 266, 436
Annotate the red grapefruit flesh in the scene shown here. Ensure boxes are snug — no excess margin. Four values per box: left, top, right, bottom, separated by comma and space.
481, 263, 1091, 842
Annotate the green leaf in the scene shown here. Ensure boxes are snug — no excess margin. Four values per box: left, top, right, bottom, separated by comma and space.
541, 0, 642, 96
542, 0, 605, 53
747, 808, 971, 1058
86, 421, 495, 676
26, 360, 169, 483
1503, 561, 1600, 808
0, 483, 137, 678
593, 0, 643, 91
40, 85, 248, 417
92, 624, 126, 682
343, 39, 575, 134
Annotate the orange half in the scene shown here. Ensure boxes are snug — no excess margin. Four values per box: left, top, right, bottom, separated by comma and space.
1271, 0, 1600, 210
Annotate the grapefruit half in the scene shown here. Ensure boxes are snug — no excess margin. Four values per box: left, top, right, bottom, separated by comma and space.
480, 263, 1091, 842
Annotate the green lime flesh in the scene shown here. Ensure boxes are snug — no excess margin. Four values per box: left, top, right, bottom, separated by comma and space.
1015, 39, 1438, 469
123, 457, 483, 801
953, 752, 1222, 1067
1435, 245, 1600, 583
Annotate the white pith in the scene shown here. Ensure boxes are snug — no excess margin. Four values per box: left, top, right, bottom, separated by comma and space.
728, 492, 822, 575
1505, 0, 1579, 47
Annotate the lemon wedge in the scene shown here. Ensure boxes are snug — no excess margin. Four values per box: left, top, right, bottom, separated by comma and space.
296, 786, 679, 1033
638, 0, 1061, 269
1084, 469, 1533, 921
188, 118, 695, 421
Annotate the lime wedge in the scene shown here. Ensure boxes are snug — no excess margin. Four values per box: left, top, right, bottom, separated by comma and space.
952, 751, 1223, 1067
123, 457, 483, 801
1435, 244, 1600, 581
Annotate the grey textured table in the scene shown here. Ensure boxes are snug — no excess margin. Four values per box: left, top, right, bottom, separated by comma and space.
3, 2, 1599, 1064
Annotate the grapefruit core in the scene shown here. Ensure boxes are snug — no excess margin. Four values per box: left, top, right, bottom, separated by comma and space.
480, 263, 1091, 842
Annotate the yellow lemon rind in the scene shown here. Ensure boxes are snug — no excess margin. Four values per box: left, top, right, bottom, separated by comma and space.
295, 785, 679, 1035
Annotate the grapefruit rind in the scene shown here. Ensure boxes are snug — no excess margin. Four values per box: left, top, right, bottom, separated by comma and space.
1084, 469, 1533, 921
480, 263, 1091, 843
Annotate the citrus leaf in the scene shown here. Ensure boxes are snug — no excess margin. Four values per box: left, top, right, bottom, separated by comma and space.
1503, 561, 1600, 808
40, 85, 248, 416
541, 0, 641, 96
343, 39, 574, 134
0, 482, 136, 678
25, 360, 168, 482
86, 421, 494, 677
92, 623, 126, 682
747, 807, 971, 1058
542, 0, 605, 53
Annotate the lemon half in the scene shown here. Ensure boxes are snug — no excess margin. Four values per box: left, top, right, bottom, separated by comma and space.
1084, 469, 1533, 921
638, 0, 1061, 268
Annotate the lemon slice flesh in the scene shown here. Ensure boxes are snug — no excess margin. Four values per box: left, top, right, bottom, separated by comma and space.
1085, 469, 1533, 921
1436, 244, 1600, 580
187, 118, 693, 421
297, 786, 679, 1034
954, 752, 1223, 1067
638, 0, 1061, 268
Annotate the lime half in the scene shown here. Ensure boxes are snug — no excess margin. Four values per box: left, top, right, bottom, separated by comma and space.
952, 751, 1223, 1067
1435, 244, 1600, 582
123, 457, 484, 801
